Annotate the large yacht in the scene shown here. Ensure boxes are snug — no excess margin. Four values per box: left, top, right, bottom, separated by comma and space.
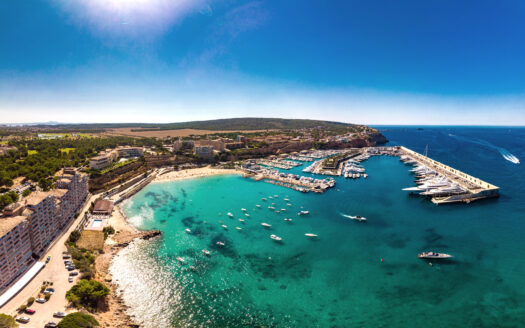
418, 252, 452, 259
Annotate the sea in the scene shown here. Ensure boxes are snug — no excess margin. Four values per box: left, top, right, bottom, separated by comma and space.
110, 126, 525, 328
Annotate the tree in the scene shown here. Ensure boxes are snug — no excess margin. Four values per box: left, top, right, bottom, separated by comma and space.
0, 313, 18, 328
57, 312, 99, 328
66, 280, 109, 310
68, 231, 81, 243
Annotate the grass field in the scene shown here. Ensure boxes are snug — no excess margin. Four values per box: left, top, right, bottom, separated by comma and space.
28, 150, 38, 155
60, 148, 76, 153
77, 230, 105, 250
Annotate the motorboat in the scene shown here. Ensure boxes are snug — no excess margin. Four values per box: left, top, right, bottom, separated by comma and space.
236, 227, 242, 230
202, 249, 210, 256
238, 218, 245, 222
256, 205, 261, 208
185, 228, 191, 233
348, 215, 366, 222
227, 212, 234, 217
268, 206, 275, 210
284, 218, 292, 222
176, 257, 186, 264
304, 233, 318, 238
298, 210, 310, 216
221, 225, 228, 229
270, 234, 282, 241
280, 208, 286, 212
418, 252, 452, 259
216, 241, 225, 246
262, 198, 267, 201
241, 208, 247, 212
245, 213, 250, 217
261, 222, 272, 228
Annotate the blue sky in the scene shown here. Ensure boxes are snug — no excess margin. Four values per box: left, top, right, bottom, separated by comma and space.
1, 0, 524, 125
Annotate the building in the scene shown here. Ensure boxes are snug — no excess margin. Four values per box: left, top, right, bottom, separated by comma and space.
236, 135, 245, 143
194, 140, 225, 152
0, 171, 88, 293
92, 199, 114, 216
194, 145, 214, 160
225, 142, 244, 150
0, 216, 32, 292
117, 146, 144, 158
89, 154, 114, 170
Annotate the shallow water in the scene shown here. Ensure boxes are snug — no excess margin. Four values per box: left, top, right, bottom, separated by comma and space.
111, 127, 525, 328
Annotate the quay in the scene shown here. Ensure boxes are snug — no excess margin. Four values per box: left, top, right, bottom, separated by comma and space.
398, 146, 499, 204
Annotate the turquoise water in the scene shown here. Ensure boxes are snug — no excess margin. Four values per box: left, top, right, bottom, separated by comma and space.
111, 127, 525, 328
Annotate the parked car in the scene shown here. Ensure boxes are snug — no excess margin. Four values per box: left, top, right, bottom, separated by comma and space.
62, 255, 71, 259
68, 277, 74, 283
24, 308, 35, 314
69, 271, 78, 276
45, 321, 58, 328
53, 312, 67, 318
16, 316, 30, 323
66, 266, 75, 271
46, 256, 51, 263
35, 298, 46, 304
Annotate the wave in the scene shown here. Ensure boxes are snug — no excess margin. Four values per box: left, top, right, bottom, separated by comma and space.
340, 213, 356, 219
448, 134, 520, 165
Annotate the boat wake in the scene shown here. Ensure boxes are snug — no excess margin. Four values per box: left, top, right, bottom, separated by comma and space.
448, 134, 520, 165
340, 213, 354, 219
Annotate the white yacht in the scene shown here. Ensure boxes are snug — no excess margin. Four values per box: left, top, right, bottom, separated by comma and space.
241, 208, 247, 212
185, 228, 191, 233
238, 218, 245, 223
176, 257, 186, 264
270, 234, 282, 241
227, 212, 234, 217
284, 218, 292, 222
261, 222, 272, 228
304, 233, 318, 238
216, 241, 225, 246
236, 227, 242, 230
221, 224, 228, 229
418, 252, 452, 259
298, 210, 310, 216
202, 249, 210, 256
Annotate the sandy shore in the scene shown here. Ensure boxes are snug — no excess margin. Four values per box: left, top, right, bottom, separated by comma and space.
154, 166, 244, 183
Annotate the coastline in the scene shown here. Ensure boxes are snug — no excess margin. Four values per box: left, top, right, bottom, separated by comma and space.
93, 166, 243, 327
153, 166, 244, 183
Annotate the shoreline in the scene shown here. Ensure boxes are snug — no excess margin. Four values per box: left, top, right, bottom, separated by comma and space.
153, 166, 244, 183
93, 167, 244, 327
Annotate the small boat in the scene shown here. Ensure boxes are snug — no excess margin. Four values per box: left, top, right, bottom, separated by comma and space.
238, 218, 245, 222
185, 228, 191, 233
269, 196, 273, 199
202, 249, 210, 256
284, 218, 292, 222
298, 210, 310, 216
347, 215, 366, 222
241, 208, 247, 212
245, 213, 250, 217
284, 198, 290, 201
268, 206, 275, 210
261, 222, 272, 228
221, 224, 228, 229
256, 205, 261, 208
216, 241, 225, 246
262, 198, 267, 201
287, 203, 292, 206
176, 257, 186, 264
270, 234, 282, 241
280, 209, 286, 212
418, 252, 453, 259
274, 195, 278, 198
227, 212, 234, 217
304, 233, 318, 238
275, 210, 280, 214
236, 227, 242, 230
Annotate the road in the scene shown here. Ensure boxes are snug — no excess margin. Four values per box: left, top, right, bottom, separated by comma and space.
0, 194, 98, 328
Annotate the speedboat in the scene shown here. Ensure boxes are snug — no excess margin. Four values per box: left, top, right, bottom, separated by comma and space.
202, 249, 210, 256
274, 195, 279, 198
227, 212, 234, 217
284, 198, 290, 201
284, 218, 292, 222
304, 233, 318, 238
348, 215, 366, 222
245, 213, 250, 217
216, 241, 225, 246
238, 218, 245, 222
287, 203, 292, 206
298, 210, 310, 216
270, 234, 282, 241
241, 208, 247, 212
185, 228, 191, 233
261, 222, 272, 228
418, 252, 452, 259
176, 257, 186, 264
256, 205, 261, 208
262, 198, 267, 201
236, 227, 242, 230
268, 206, 275, 210
221, 224, 228, 229
280, 209, 286, 212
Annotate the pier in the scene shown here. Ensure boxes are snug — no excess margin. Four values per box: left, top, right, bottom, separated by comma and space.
398, 146, 499, 204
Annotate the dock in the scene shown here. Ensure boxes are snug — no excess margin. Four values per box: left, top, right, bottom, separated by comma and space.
398, 146, 499, 204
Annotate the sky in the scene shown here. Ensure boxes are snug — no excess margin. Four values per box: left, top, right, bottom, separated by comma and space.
1, 0, 524, 125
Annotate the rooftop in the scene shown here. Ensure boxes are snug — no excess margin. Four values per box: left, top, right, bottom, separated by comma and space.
0, 216, 26, 239
93, 199, 114, 213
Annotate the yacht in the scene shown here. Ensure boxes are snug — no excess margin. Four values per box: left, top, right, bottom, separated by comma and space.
270, 234, 282, 241
238, 218, 245, 223
227, 212, 234, 217
176, 257, 186, 264
304, 233, 318, 238
202, 249, 211, 256
284, 218, 292, 222
287, 203, 292, 206
216, 241, 225, 246
284, 198, 290, 202
262, 198, 267, 201
298, 210, 310, 216
256, 205, 261, 208
280, 208, 286, 212
236, 227, 242, 230
274, 195, 279, 198
245, 213, 250, 217
241, 208, 247, 212
268, 206, 275, 210
261, 222, 272, 228
185, 228, 191, 233
221, 224, 228, 229
418, 252, 452, 259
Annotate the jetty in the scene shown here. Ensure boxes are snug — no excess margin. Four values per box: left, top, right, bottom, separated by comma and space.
397, 146, 499, 204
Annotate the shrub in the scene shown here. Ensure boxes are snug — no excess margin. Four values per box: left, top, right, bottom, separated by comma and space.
27, 297, 35, 305
45, 294, 51, 301
17, 304, 27, 312
102, 226, 115, 239
66, 280, 109, 310
69, 231, 81, 243
0, 313, 17, 328
57, 312, 99, 328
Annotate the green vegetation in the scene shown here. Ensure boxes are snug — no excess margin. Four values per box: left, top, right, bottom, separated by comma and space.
67, 243, 96, 280
0, 191, 19, 211
57, 312, 99, 328
69, 231, 81, 243
66, 280, 109, 310
26, 297, 35, 305
0, 136, 160, 189
22, 189, 32, 197
102, 226, 115, 240
16, 304, 27, 312
0, 313, 17, 328
98, 158, 136, 175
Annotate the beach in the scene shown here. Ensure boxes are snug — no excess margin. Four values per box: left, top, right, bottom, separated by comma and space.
153, 166, 244, 183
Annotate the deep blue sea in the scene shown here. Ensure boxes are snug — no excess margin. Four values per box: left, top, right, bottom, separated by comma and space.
111, 126, 525, 328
